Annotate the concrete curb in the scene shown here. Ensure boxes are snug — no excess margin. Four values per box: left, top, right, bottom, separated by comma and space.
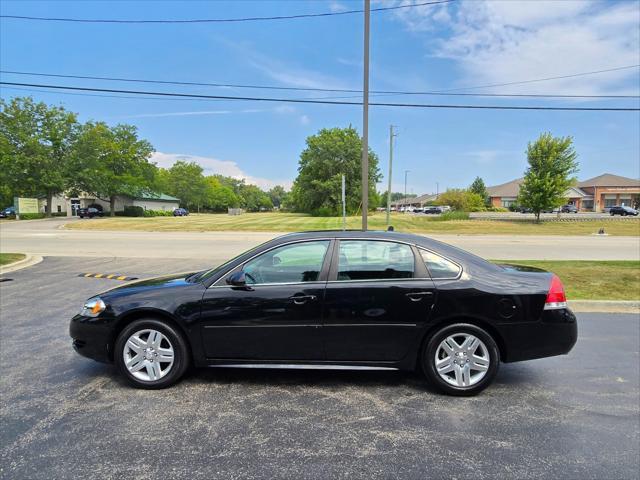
0, 254, 44, 274
569, 300, 640, 314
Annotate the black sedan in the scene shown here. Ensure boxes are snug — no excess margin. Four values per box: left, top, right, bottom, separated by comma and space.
78, 207, 103, 219
70, 230, 577, 395
609, 205, 639, 216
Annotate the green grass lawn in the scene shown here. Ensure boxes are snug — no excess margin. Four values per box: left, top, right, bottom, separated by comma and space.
492, 260, 640, 300
65, 212, 640, 236
0, 253, 25, 266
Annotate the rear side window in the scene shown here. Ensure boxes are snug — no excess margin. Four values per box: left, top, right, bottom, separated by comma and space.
337, 240, 415, 281
419, 249, 461, 279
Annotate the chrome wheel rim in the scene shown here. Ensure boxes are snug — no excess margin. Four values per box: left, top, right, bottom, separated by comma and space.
123, 329, 175, 382
434, 333, 490, 388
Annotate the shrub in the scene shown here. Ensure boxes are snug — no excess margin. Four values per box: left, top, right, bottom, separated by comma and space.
433, 211, 469, 221
436, 189, 485, 212
311, 206, 336, 217
486, 206, 509, 212
123, 206, 145, 217
19, 213, 46, 220
143, 209, 173, 217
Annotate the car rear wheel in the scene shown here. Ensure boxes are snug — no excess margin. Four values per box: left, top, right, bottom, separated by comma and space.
422, 323, 500, 396
115, 319, 189, 389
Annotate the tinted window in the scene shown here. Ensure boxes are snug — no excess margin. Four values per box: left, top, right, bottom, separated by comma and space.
419, 249, 461, 279
337, 240, 414, 281
243, 241, 330, 284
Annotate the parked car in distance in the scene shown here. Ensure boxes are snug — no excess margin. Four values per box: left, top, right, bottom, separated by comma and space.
78, 207, 103, 219
423, 206, 443, 214
560, 204, 579, 213
70, 230, 577, 396
609, 205, 639, 216
173, 208, 189, 216
0, 206, 16, 218
413, 207, 424, 214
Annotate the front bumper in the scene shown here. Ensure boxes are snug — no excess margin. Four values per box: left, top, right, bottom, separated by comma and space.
500, 308, 578, 363
69, 314, 114, 363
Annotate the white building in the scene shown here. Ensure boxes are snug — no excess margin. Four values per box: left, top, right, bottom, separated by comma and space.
41, 192, 180, 215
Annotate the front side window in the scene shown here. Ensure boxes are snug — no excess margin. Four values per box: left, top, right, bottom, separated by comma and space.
337, 240, 415, 281
243, 240, 330, 285
419, 249, 461, 279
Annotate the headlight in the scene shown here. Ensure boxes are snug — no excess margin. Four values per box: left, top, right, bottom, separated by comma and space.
81, 297, 106, 317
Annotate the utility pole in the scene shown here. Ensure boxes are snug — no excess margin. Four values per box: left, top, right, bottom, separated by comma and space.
436, 182, 439, 198
404, 170, 410, 213
361, 0, 370, 231
341, 174, 346, 230
386, 125, 397, 227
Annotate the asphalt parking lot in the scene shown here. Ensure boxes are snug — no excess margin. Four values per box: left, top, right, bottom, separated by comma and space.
1, 257, 639, 479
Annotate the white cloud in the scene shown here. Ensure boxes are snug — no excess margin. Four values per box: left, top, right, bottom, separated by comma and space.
220, 39, 351, 91
151, 152, 292, 190
329, 1, 349, 13
393, 0, 640, 96
114, 109, 265, 119
299, 114, 311, 125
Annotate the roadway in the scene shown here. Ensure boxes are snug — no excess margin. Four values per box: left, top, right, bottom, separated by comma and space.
1, 217, 639, 261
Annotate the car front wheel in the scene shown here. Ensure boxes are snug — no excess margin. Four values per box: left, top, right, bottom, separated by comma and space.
422, 323, 500, 396
115, 319, 189, 389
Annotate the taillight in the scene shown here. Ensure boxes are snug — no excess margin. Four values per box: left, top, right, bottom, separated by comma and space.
544, 274, 567, 310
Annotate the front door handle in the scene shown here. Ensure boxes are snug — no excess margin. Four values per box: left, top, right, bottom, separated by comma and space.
405, 291, 434, 302
290, 294, 317, 305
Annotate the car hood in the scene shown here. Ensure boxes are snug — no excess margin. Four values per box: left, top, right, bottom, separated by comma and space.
98, 272, 198, 299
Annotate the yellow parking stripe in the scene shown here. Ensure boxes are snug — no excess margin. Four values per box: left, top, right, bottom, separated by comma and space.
94, 274, 103, 278
84, 273, 93, 277
117, 275, 127, 281
106, 274, 115, 279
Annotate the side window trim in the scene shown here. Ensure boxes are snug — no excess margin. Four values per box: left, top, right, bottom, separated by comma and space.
418, 247, 463, 280
328, 239, 422, 283
211, 238, 334, 287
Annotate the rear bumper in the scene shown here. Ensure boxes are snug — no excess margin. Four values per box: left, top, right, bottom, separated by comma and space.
500, 308, 578, 363
69, 314, 113, 363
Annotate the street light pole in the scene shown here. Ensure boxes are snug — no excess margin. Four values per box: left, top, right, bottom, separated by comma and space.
361, 0, 370, 231
386, 124, 397, 227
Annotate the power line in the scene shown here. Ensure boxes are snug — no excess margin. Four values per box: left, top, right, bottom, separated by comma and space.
439, 65, 640, 92
0, 0, 453, 23
1, 81, 638, 111
2, 68, 638, 99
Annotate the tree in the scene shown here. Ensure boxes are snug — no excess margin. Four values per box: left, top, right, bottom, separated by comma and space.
0, 97, 79, 216
436, 189, 485, 211
290, 126, 381, 216
73, 122, 155, 215
166, 160, 208, 211
239, 184, 273, 211
204, 176, 240, 211
469, 177, 488, 205
268, 185, 289, 209
517, 133, 579, 222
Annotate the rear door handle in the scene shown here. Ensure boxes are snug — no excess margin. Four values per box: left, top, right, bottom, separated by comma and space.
290, 295, 317, 305
405, 291, 434, 302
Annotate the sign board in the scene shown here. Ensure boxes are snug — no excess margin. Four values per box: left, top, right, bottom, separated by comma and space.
14, 197, 39, 214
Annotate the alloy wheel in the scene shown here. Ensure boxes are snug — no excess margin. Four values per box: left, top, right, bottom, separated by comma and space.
122, 329, 175, 381
434, 333, 490, 387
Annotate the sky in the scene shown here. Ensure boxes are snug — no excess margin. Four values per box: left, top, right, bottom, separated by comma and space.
1, 0, 639, 195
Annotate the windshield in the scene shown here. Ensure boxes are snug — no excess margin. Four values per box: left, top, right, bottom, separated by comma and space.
192, 239, 273, 283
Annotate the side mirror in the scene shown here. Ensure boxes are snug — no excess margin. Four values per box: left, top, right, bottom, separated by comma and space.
226, 271, 247, 287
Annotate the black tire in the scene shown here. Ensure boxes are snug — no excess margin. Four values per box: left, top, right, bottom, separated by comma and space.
422, 323, 500, 396
114, 318, 190, 389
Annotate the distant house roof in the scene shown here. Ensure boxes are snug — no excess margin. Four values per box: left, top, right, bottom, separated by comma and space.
487, 178, 523, 198
134, 192, 180, 202
577, 173, 640, 188
391, 192, 438, 206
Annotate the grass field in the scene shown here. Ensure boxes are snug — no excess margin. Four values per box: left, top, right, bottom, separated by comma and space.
65, 212, 640, 236
0, 253, 25, 266
493, 260, 640, 300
